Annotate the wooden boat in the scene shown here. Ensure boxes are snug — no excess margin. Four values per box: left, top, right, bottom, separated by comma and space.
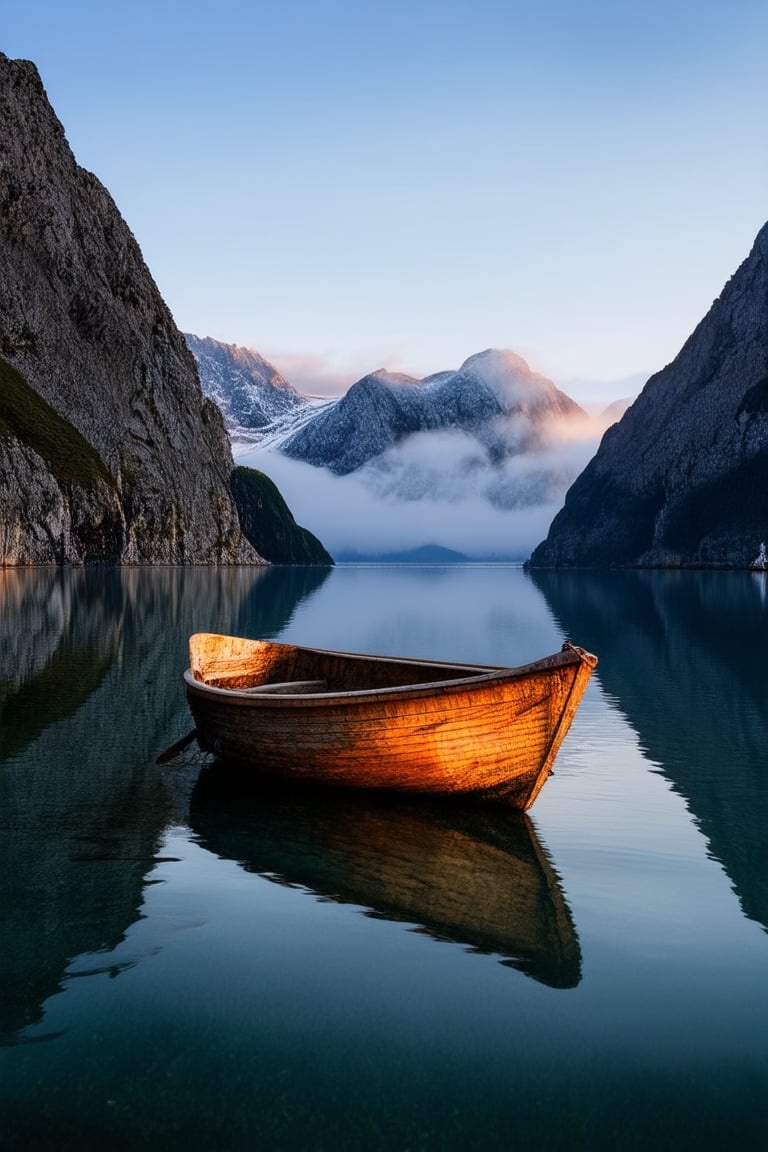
189, 775, 582, 986
183, 633, 597, 809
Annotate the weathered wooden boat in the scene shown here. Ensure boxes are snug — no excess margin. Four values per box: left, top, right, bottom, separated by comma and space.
183, 633, 596, 808
184, 634, 597, 807
189, 775, 582, 986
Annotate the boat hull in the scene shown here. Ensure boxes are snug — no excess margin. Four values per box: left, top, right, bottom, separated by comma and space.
183, 635, 596, 809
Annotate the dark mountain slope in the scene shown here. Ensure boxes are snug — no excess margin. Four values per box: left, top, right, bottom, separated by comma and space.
230, 468, 333, 564
529, 223, 768, 567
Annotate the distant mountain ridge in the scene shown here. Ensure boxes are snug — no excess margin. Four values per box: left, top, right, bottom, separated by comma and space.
529, 221, 768, 568
335, 544, 469, 564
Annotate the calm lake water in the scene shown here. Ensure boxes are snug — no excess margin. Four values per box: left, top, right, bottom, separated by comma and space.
1, 564, 767, 1150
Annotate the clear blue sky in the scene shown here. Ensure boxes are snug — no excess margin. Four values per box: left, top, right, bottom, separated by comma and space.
4, 0, 767, 401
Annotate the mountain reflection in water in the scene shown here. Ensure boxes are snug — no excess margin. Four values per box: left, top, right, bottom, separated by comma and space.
189, 770, 582, 988
531, 568, 768, 933
0, 564, 332, 1046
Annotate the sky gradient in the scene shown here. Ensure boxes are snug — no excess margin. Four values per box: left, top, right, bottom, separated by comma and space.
4, 0, 767, 403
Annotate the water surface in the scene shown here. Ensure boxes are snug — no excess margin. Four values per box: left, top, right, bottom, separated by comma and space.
1, 565, 766, 1149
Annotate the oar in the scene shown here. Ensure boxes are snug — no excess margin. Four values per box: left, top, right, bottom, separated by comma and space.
156, 728, 198, 765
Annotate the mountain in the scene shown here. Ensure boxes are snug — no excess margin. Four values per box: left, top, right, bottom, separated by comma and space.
189, 343, 587, 478
529, 223, 768, 568
230, 468, 333, 564
599, 396, 635, 425
334, 544, 469, 563
185, 335, 308, 435
191, 342, 603, 560
279, 350, 586, 475
0, 54, 259, 564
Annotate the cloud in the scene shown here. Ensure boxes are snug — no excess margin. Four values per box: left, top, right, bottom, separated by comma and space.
236, 409, 610, 560
242, 447, 560, 559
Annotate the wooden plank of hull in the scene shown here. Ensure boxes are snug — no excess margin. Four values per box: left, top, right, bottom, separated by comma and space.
184, 635, 596, 809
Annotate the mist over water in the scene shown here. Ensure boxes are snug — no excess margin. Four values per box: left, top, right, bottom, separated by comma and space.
236, 410, 610, 559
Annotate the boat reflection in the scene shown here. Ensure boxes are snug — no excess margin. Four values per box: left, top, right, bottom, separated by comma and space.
189, 770, 582, 988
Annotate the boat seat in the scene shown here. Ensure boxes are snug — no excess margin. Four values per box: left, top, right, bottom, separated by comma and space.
241, 679, 328, 695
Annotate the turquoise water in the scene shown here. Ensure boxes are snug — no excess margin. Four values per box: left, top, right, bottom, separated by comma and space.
1, 565, 766, 1150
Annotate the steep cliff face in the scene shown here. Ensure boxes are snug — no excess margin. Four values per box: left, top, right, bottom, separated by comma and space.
529, 222, 768, 567
0, 356, 124, 562
0, 54, 260, 564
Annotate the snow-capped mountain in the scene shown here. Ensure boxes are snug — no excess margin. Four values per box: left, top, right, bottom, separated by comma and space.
280, 349, 586, 475
188, 339, 588, 476
185, 334, 309, 441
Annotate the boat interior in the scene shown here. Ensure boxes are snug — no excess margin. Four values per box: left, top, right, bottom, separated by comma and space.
189, 634, 495, 694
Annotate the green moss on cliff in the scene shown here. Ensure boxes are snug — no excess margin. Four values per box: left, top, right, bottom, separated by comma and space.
0, 355, 113, 489
230, 466, 333, 565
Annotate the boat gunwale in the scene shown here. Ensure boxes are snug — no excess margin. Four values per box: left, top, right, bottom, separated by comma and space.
183, 641, 596, 707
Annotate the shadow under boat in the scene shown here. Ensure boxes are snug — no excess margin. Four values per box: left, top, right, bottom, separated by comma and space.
189, 767, 582, 989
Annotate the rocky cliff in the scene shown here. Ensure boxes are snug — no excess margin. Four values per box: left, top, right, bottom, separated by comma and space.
0, 53, 261, 564
529, 223, 768, 567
